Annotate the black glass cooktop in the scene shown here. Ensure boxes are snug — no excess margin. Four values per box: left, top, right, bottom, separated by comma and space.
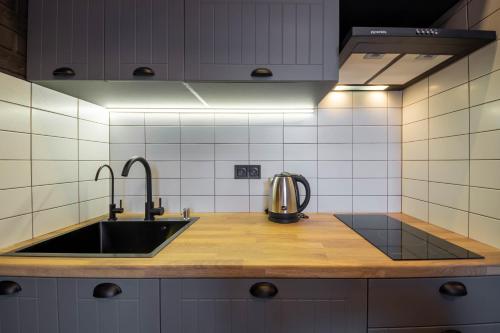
335, 214, 484, 260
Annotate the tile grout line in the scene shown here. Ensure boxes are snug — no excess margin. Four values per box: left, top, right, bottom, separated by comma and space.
30, 83, 34, 238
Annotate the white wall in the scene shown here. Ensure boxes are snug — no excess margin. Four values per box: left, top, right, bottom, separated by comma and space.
108, 90, 402, 213
402, 0, 500, 248
0, 72, 109, 249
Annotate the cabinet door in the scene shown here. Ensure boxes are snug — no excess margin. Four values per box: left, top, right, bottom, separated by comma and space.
105, 0, 184, 80
0, 277, 59, 333
57, 278, 160, 333
161, 279, 367, 333
185, 0, 339, 81
27, 0, 105, 80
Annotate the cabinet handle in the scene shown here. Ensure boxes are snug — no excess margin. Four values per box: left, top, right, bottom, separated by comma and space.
250, 282, 278, 299
0, 280, 22, 295
52, 67, 75, 78
251, 68, 273, 78
93, 283, 122, 298
133, 67, 155, 77
439, 281, 467, 297
442, 330, 461, 333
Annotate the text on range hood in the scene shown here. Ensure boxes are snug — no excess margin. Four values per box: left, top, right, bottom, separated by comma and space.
339, 27, 496, 89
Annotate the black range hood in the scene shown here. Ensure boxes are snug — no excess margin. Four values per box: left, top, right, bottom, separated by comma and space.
339, 27, 496, 89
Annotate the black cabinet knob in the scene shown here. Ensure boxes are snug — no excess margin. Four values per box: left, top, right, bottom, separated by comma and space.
133, 67, 155, 77
0, 280, 22, 295
93, 283, 122, 298
52, 67, 75, 78
250, 282, 278, 299
251, 68, 273, 78
439, 281, 467, 297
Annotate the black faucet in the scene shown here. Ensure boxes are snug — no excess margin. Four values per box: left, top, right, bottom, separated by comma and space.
95, 164, 124, 221
121, 156, 164, 221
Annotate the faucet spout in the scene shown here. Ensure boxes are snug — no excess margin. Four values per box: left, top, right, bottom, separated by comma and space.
95, 164, 124, 221
121, 156, 164, 221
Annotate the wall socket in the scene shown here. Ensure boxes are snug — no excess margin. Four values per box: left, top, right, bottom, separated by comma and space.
234, 165, 261, 179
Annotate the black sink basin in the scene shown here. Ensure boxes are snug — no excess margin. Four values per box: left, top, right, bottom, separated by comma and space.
7, 218, 198, 258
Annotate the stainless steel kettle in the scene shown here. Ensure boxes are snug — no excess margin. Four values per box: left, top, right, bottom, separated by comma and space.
268, 172, 311, 223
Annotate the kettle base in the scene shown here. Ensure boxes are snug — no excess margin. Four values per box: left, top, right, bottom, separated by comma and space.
268, 212, 300, 224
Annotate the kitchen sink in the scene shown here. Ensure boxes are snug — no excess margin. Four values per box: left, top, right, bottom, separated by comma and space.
6, 218, 198, 258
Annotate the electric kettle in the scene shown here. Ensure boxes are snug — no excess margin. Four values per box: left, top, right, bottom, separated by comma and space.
268, 172, 311, 223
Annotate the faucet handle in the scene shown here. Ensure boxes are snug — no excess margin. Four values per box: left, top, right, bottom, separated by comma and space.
158, 197, 162, 208
182, 208, 191, 221
119, 199, 123, 209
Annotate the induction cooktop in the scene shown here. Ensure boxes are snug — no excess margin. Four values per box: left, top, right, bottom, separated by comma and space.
335, 214, 484, 260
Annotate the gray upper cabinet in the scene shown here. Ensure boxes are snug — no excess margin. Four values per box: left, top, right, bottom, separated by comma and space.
57, 278, 160, 333
161, 279, 367, 333
105, 0, 184, 80
0, 277, 59, 333
27, 0, 105, 80
184, 0, 339, 81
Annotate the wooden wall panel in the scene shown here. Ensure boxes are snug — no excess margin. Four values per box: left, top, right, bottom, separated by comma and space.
0, 0, 27, 78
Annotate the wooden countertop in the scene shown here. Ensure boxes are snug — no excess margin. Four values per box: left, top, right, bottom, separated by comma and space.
0, 213, 499, 279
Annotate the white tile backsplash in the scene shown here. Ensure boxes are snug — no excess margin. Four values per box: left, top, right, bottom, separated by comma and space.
111, 143, 145, 160
0, 214, 32, 249
215, 144, 248, 160
145, 126, 181, 143
0, 72, 406, 249
32, 109, 78, 139
0, 131, 30, 160
353, 108, 387, 125
33, 204, 79, 237
32, 182, 79, 211
284, 126, 317, 143
0, 187, 32, 219
32, 135, 78, 160
181, 161, 215, 178
0, 74, 110, 249
0, 101, 30, 132
318, 126, 352, 143
32, 161, 78, 186
215, 126, 248, 143
79, 120, 109, 143
110, 126, 145, 143
0, 72, 30, 106
32, 84, 78, 117
318, 108, 352, 125
180, 144, 213, 160
402, 8, 500, 247
284, 144, 317, 160
0, 161, 31, 189
249, 126, 283, 143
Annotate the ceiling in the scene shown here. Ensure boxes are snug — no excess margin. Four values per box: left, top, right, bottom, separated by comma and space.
340, 0, 461, 43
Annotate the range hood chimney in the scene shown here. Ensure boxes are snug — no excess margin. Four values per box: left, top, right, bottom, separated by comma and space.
339, 27, 496, 89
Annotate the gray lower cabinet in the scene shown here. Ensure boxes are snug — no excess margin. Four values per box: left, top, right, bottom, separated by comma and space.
57, 278, 160, 333
161, 279, 367, 333
0, 277, 59, 333
368, 276, 500, 328
27, 0, 105, 80
184, 0, 339, 81
368, 323, 500, 332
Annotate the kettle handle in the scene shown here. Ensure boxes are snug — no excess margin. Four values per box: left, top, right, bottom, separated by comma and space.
293, 175, 311, 213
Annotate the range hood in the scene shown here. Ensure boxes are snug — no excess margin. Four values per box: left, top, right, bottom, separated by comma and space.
339, 27, 496, 89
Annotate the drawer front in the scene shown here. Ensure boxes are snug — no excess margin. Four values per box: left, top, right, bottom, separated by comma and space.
369, 276, 500, 328
162, 279, 367, 333
369, 322, 500, 332
58, 278, 160, 333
